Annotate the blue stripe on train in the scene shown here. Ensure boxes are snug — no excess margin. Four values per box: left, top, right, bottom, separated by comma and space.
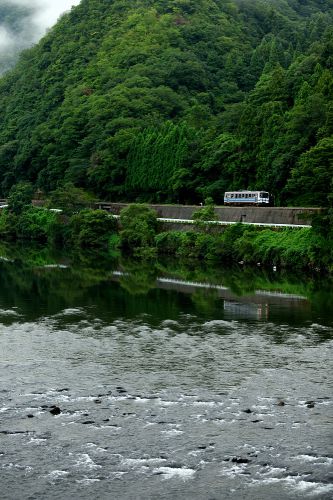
224, 198, 257, 202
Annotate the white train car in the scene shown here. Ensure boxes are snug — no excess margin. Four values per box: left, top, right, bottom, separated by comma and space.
224, 191, 271, 206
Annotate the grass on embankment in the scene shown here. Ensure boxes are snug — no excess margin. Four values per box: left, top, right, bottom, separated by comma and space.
155, 224, 332, 272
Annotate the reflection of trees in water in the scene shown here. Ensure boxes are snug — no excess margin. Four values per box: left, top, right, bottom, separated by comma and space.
0, 244, 118, 321
119, 258, 157, 295
119, 274, 156, 295
0, 264, 99, 318
0, 241, 60, 267
0, 243, 332, 332
190, 289, 219, 315
156, 256, 311, 299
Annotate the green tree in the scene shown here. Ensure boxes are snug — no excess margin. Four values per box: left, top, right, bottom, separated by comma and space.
192, 203, 218, 233
119, 204, 158, 257
285, 137, 333, 206
47, 183, 95, 215
7, 182, 33, 215
126, 121, 197, 201
68, 209, 117, 248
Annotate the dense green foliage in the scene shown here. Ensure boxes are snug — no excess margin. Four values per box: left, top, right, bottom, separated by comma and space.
15, 207, 60, 242
192, 202, 218, 232
0, 205, 117, 249
155, 230, 221, 260
126, 121, 196, 201
0, 0, 332, 206
119, 204, 158, 257
46, 182, 95, 214
0, 206, 58, 242
0, 198, 332, 271
156, 223, 332, 272
68, 208, 118, 247
7, 182, 34, 215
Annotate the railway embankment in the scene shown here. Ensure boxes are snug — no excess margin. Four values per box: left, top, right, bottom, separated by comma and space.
1, 199, 322, 226
97, 203, 321, 226
0, 199, 331, 272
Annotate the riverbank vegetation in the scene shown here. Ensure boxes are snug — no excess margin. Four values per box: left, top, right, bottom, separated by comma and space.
155, 225, 332, 272
0, 0, 332, 207
0, 199, 332, 274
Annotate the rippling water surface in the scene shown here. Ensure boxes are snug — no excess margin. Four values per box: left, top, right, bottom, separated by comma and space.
0, 250, 332, 499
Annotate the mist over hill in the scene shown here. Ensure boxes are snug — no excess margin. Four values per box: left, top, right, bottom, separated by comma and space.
0, 0, 332, 206
0, 1, 35, 73
0, 0, 80, 74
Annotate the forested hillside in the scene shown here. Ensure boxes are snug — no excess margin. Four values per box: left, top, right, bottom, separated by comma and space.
0, 0, 332, 206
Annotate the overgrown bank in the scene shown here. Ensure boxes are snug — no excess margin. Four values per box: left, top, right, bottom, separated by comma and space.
0, 187, 332, 274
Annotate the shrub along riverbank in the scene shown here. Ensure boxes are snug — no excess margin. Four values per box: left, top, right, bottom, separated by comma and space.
0, 194, 332, 274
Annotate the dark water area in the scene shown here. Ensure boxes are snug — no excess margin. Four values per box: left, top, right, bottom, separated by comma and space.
0, 243, 332, 499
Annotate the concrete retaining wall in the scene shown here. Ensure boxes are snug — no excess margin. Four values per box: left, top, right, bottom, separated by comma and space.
98, 203, 321, 226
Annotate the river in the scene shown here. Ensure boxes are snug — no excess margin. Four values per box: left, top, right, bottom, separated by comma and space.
0, 244, 332, 499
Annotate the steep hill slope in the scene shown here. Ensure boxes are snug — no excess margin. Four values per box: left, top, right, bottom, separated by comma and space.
0, 0, 332, 205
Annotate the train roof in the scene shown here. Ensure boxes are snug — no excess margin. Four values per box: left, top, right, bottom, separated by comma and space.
224, 190, 269, 194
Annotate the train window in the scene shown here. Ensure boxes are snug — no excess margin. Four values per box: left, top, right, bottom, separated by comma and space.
260, 192, 269, 197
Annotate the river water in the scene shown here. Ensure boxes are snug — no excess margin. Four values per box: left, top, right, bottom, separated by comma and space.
0, 246, 332, 499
